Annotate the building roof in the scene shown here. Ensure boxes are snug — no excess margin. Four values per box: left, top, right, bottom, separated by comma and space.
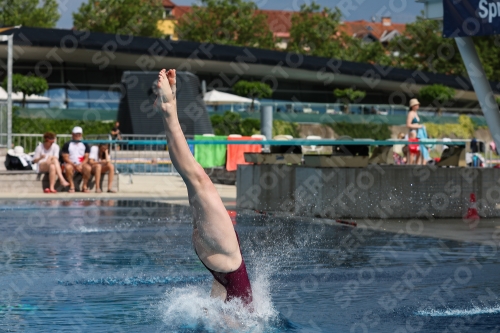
339, 19, 406, 42
172, 5, 191, 18
162, 0, 176, 8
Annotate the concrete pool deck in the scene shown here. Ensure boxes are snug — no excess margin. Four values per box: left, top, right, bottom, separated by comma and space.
0, 174, 237, 209
0, 174, 498, 244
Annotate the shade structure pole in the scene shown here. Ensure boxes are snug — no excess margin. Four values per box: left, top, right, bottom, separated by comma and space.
261, 105, 273, 144
6, 34, 13, 149
455, 36, 500, 151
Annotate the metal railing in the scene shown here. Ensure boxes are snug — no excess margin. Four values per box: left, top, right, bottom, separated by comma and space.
1, 133, 489, 174
0, 133, 73, 152
86, 134, 178, 175
208, 101, 483, 116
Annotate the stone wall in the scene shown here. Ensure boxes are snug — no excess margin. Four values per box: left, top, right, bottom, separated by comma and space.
237, 164, 500, 219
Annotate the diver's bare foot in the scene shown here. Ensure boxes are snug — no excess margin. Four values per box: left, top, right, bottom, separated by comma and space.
155, 69, 176, 116
166, 69, 176, 99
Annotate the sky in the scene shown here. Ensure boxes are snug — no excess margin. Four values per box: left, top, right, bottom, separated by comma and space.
56, 0, 425, 29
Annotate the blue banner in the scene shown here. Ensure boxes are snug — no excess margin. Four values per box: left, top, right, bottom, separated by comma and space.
443, 0, 500, 37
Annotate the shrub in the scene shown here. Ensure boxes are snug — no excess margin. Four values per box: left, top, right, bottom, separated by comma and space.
425, 115, 475, 138
210, 112, 299, 137
272, 119, 300, 137
328, 122, 391, 140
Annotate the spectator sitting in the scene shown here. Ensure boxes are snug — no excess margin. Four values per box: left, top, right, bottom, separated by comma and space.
111, 121, 122, 140
33, 132, 70, 193
392, 132, 407, 165
89, 143, 116, 193
61, 126, 92, 193
408, 131, 420, 165
110, 121, 122, 150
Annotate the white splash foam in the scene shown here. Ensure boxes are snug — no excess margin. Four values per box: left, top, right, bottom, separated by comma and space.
417, 305, 500, 317
157, 263, 281, 332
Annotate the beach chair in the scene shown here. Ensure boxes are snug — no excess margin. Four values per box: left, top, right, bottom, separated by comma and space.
302, 135, 325, 155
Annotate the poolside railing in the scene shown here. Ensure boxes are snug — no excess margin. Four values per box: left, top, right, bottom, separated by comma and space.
1, 133, 492, 174
81, 138, 483, 174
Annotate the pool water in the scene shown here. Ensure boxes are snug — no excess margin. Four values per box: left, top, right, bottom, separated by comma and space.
0, 200, 499, 332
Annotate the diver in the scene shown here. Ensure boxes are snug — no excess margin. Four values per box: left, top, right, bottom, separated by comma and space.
155, 69, 253, 306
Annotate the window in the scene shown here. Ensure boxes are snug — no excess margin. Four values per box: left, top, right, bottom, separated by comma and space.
163, 8, 172, 19
47, 88, 66, 109
67, 89, 89, 109
88, 89, 120, 110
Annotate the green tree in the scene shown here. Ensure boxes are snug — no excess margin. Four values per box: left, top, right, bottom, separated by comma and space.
333, 88, 366, 114
2, 74, 49, 107
0, 0, 60, 28
474, 35, 500, 82
340, 36, 391, 65
388, 13, 464, 76
232, 80, 272, 111
287, 2, 343, 58
176, 0, 275, 48
419, 84, 455, 115
73, 0, 164, 37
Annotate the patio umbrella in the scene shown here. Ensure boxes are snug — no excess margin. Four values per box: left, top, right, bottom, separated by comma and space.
0, 86, 50, 102
203, 89, 259, 106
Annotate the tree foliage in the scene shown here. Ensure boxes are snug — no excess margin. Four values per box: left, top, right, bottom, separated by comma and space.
388, 14, 464, 76
329, 122, 391, 141
2, 74, 49, 107
176, 0, 275, 48
0, 0, 60, 28
73, 0, 164, 37
232, 80, 272, 111
210, 111, 299, 137
287, 2, 343, 58
419, 84, 455, 105
333, 88, 366, 103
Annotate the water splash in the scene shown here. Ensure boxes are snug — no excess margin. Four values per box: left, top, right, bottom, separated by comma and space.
417, 305, 500, 317
155, 216, 308, 332
157, 284, 290, 333
59, 275, 209, 286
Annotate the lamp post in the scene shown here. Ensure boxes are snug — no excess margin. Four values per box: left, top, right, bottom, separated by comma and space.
0, 34, 13, 149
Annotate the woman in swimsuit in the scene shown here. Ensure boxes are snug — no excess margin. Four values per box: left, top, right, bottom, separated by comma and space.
406, 98, 423, 165
155, 69, 252, 306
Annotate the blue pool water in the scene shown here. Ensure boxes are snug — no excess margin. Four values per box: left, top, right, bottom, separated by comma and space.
0, 200, 499, 332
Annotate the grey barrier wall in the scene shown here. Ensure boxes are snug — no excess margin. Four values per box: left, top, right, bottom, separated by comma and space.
237, 164, 500, 219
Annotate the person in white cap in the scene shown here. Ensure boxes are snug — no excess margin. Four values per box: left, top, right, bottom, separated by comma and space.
60, 126, 92, 193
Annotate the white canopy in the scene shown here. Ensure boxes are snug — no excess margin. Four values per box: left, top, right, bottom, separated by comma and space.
203, 89, 259, 105
0, 86, 50, 102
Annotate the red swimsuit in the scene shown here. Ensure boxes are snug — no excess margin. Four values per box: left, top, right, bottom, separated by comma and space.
196, 231, 253, 305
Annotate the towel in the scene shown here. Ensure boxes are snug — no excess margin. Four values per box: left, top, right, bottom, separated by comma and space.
226, 136, 262, 171
194, 135, 227, 168
417, 126, 431, 161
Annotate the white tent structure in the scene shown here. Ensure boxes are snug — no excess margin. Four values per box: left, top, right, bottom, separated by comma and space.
203, 89, 259, 111
0, 86, 50, 103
